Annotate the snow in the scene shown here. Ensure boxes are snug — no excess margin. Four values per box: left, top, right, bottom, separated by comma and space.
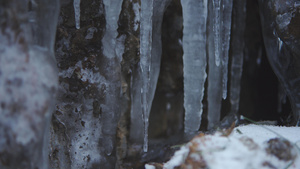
159, 125, 300, 169
145, 164, 156, 169
164, 146, 189, 169
233, 124, 300, 145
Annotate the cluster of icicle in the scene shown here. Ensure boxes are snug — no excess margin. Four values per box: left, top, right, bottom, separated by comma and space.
73, 0, 246, 152
182, 0, 246, 133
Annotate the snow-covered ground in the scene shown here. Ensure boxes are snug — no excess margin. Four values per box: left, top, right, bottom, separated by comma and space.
146, 124, 300, 169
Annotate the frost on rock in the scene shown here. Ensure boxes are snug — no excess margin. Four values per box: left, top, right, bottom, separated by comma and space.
181, 0, 208, 133
0, 0, 59, 168
50, 0, 124, 168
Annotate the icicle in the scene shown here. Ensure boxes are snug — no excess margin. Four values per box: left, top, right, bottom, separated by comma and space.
102, 0, 123, 59
212, 0, 221, 66
140, 0, 154, 152
101, 0, 123, 157
181, 0, 208, 133
130, 2, 143, 144
221, 0, 233, 99
207, 0, 222, 130
229, 0, 246, 115
73, 0, 81, 29
130, 0, 170, 152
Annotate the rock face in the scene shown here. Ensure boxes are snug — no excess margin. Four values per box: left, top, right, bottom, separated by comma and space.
50, 0, 124, 168
259, 0, 300, 124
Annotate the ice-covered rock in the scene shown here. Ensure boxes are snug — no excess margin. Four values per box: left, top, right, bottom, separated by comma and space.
259, 0, 300, 124
0, 0, 59, 168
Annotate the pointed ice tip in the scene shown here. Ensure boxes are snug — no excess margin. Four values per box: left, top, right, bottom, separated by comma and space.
222, 91, 227, 100
73, 0, 81, 30
143, 143, 148, 152
215, 59, 220, 67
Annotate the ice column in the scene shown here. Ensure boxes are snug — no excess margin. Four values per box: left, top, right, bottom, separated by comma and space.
102, 0, 123, 59
229, 0, 246, 116
0, 0, 59, 168
207, 0, 233, 129
212, 0, 221, 67
181, 0, 208, 133
207, 0, 223, 130
140, 0, 154, 152
73, 0, 81, 29
130, 0, 170, 152
101, 0, 123, 157
130, 2, 143, 144
221, 0, 233, 99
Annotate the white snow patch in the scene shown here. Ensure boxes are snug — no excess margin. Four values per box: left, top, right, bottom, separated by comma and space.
145, 164, 156, 169
158, 125, 300, 169
164, 146, 189, 169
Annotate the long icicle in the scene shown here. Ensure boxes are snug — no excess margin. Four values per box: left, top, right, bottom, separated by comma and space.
229, 0, 246, 115
140, 0, 153, 152
212, 0, 221, 66
181, 0, 208, 134
221, 0, 233, 99
207, 0, 223, 129
73, 0, 81, 29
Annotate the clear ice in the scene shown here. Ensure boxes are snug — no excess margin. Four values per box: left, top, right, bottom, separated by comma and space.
140, 0, 154, 152
212, 0, 221, 67
181, 0, 208, 133
130, 0, 171, 152
73, 0, 81, 29
207, 0, 222, 129
221, 0, 233, 100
